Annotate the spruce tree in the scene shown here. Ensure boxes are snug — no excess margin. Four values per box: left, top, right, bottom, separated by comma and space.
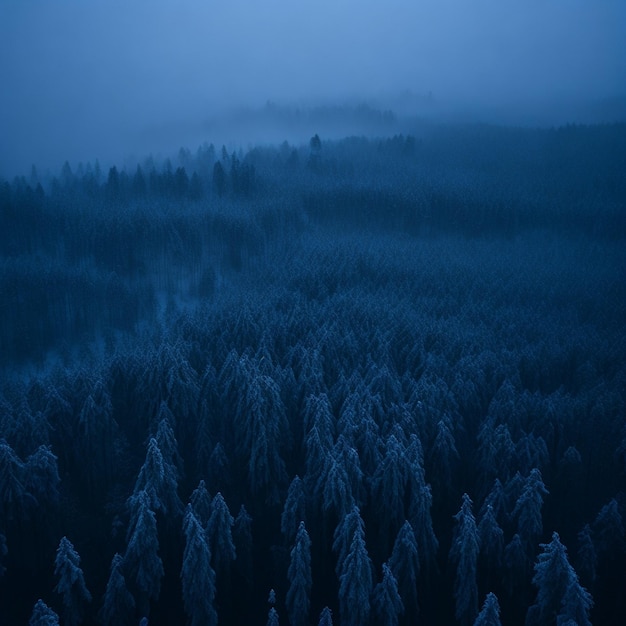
124, 490, 164, 615
53, 537, 92, 626
527, 532, 592, 626
512, 468, 548, 552
206, 492, 236, 576
371, 562, 404, 626
100, 553, 135, 626
286, 521, 312, 626
181, 505, 218, 626
29, 599, 60, 626
281, 475, 307, 545
338, 520, 373, 626
388, 520, 420, 617
450, 494, 479, 626
473, 592, 502, 626
318, 606, 333, 626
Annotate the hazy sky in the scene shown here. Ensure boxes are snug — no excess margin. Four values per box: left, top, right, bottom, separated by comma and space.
1, 0, 625, 175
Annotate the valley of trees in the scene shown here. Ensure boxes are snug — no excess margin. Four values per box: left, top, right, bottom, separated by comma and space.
1, 122, 625, 625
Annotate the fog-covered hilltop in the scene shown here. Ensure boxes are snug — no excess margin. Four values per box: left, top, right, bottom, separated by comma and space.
1, 123, 625, 625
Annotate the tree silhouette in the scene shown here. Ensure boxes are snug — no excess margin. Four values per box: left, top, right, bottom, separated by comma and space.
338, 517, 373, 626
213, 161, 226, 197
281, 475, 307, 545
234, 504, 253, 586
473, 592, 502, 626
206, 492, 236, 576
405, 434, 438, 571
450, 494, 479, 626
0, 439, 30, 523
133, 437, 182, 519
53, 537, 92, 626
333, 506, 365, 576
575, 524, 597, 587
266, 607, 280, 626
181, 505, 218, 626
286, 521, 312, 626
29, 599, 60, 626
124, 490, 164, 616
371, 562, 404, 626
388, 520, 420, 616
100, 553, 135, 626
503, 533, 530, 597
557, 577, 593, 626
154, 402, 184, 480
593, 497, 625, 556
478, 504, 504, 576
317, 606, 333, 625
513, 468, 548, 552
372, 434, 406, 546
189, 479, 212, 526
526, 532, 592, 626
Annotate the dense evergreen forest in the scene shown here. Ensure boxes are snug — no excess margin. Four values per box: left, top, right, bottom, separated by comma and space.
1, 122, 625, 625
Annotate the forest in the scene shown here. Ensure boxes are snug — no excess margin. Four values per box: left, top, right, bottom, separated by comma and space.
0, 121, 625, 625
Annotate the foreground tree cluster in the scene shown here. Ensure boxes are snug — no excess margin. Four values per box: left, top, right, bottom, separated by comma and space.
1, 123, 625, 624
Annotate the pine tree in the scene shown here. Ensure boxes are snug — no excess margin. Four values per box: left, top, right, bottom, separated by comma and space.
503, 533, 530, 597
405, 434, 438, 571
450, 494, 479, 626
371, 562, 404, 626
266, 607, 280, 626
286, 521, 312, 626
234, 504, 253, 585
429, 417, 459, 494
189, 479, 212, 526
207, 442, 231, 495
332, 434, 364, 505
593, 497, 625, 556
527, 532, 592, 626
576, 524, 597, 586
318, 606, 333, 626
333, 506, 365, 577
133, 437, 182, 518
320, 454, 354, 518
516, 433, 549, 476
0, 439, 30, 522
100, 553, 135, 626
154, 402, 184, 479
338, 520, 373, 626
29, 599, 60, 626
478, 504, 504, 571
305, 426, 332, 505
234, 363, 288, 502
512, 468, 548, 552
281, 475, 307, 545
206, 492, 236, 576
53, 537, 92, 626
479, 478, 507, 528
557, 577, 593, 626
477, 422, 515, 495
124, 490, 164, 614
181, 505, 218, 626
388, 520, 420, 617
473, 592, 502, 626
77, 381, 115, 492
24, 445, 60, 512
372, 434, 406, 545
302, 393, 335, 447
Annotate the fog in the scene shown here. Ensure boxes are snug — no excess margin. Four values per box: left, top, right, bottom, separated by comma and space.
1, 0, 625, 176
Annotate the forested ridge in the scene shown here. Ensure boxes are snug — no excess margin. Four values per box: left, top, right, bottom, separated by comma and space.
1, 123, 625, 625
